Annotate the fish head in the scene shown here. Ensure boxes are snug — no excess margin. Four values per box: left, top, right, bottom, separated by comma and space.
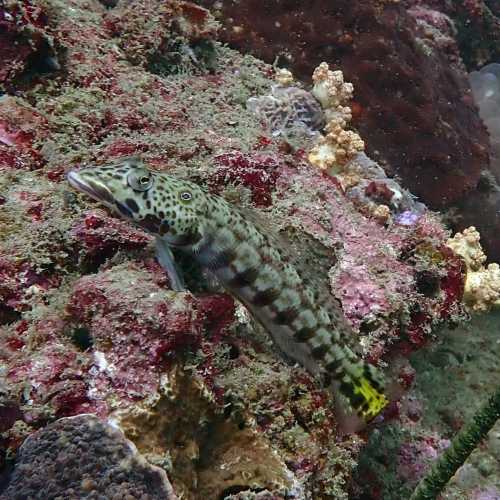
67, 157, 207, 247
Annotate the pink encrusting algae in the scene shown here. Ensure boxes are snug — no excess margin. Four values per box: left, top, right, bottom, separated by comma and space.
0, 0, 491, 498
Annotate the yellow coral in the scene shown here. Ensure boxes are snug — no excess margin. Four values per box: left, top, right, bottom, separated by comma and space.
308, 62, 364, 171
372, 204, 391, 223
446, 226, 500, 312
274, 67, 294, 86
311, 62, 353, 112
308, 129, 364, 170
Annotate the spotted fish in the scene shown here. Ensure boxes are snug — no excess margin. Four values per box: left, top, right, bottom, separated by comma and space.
67, 157, 389, 430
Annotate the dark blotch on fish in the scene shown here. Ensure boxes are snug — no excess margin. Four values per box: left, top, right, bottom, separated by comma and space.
311, 344, 329, 359
275, 307, 299, 324
159, 221, 170, 236
228, 267, 259, 287
172, 231, 202, 246
125, 198, 140, 213
210, 249, 237, 269
294, 327, 316, 342
116, 202, 133, 218
138, 214, 162, 233
253, 288, 280, 306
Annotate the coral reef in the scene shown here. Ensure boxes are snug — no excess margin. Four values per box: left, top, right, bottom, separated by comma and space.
0, 414, 176, 499
446, 64, 500, 265
103, 0, 218, 70
199, 0, 490, 209
403, 0, 500, 69
200, 0, 500, 263
308, 63, 364, 171
0, 0, 481, 498
0, 0, 57, 90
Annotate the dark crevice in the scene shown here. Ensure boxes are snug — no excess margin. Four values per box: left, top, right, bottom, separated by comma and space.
4, 41, 62, 93
228, 344, 240, 360
70, 327, 93, 351
99, 0, 119, 7
415, 271, 441, 298
79, 246, 119, 275
219, 486, 266, 499
0, 305, 21, 326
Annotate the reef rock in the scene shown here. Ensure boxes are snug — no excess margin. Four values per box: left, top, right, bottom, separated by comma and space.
199, 0, 490, 208
0, 0, 57, 90
0, 0, 472, 498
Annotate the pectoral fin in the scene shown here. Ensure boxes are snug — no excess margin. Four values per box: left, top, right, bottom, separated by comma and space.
155, 237, 186, 291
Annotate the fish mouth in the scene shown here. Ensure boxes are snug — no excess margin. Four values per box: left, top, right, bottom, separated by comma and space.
67, 170, 115, 206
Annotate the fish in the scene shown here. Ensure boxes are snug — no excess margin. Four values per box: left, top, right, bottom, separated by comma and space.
67, 157, 389, 431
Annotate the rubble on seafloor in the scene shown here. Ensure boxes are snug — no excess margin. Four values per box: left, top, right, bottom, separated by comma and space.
0, 0, 497, 499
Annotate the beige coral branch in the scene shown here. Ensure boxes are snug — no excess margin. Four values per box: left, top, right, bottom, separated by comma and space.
308, 129, 365, 170
274, 67, 294, 87
446, 226, 500, 313
308, 62, 364, 171
311, 62, 353, 112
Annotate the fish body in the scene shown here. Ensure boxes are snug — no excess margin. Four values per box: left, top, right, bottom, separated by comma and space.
67, 158, 388, 428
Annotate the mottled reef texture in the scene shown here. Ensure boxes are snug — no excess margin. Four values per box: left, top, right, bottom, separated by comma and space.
402, 0, 500, 69
199, 0, 490, 208
198, 0, 500, 262
0, 0, 493, 499
0, 414, 176, 499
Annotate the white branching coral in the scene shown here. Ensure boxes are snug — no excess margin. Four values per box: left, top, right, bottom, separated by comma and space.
311, 62, 353, 113
308, 62, 364, 171
308, 116, 365, 170
446, 226, 500, 313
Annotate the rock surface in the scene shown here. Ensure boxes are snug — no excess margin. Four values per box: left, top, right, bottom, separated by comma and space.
0, 414, 176, 500
0, 0, 485, 498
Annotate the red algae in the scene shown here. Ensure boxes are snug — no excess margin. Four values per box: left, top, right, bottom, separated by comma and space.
0, 0, 52, 88
65, 264, 208, 400
208, 151, 281, 207
70, 209, 152, 264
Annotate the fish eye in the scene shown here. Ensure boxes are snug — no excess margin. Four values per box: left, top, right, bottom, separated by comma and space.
127, 170, 153, 192
180, 191, 192, 202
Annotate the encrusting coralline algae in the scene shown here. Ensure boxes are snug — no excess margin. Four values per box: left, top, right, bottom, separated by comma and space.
0, 0, 498, 498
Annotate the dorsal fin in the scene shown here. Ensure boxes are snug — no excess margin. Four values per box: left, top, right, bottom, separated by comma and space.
237, 205, 291, 250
